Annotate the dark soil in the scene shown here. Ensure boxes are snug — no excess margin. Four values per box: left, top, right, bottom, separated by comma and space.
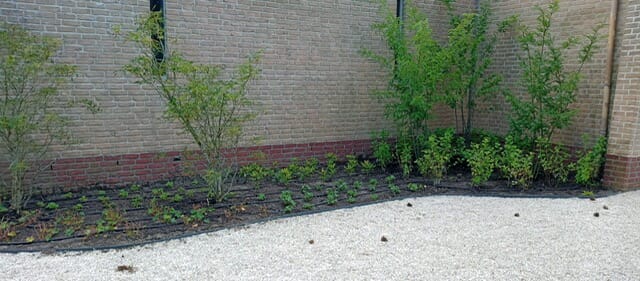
0, 164, 613, 253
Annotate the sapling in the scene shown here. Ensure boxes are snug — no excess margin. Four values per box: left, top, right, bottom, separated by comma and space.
118, 12, 262, 202
0, 25, 98, 211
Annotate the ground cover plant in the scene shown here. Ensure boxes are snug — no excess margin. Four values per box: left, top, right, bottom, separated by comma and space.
0, 153, 611, 252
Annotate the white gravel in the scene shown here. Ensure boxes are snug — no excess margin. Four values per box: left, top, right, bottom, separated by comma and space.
2, 191, 639, 281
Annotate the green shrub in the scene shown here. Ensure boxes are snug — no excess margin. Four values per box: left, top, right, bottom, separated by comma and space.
464, 137, 500, 186
415, 129, 458, 184
576, 136, 607, 187
396, 138, 413, 178
118, 12, 261, 202
345, 155, 359, 175
499, 136, 534, 188
320, 153, 338, 182
536, 138, 574, 186
371, 131, 393, 171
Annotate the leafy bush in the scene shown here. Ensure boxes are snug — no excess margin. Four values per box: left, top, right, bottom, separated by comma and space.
464, 137, 500, 186
505, 0, 601, 147
118, 12, 261, 202
0, 25, 97, 211
371, 131, 393, 171
396, 138, 413, 178
576, 136, 607, 187
415, 129, 458, 184
499, 136, 534, 188
536, 138, 574, 186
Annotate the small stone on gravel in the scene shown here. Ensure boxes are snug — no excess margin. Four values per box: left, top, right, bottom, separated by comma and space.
381, 236, 388, 242
593, 212, 600, 217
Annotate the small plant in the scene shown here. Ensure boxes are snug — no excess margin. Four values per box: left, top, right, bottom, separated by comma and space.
371, 131, 393, 171
79, 196, 88, 203
415, 129, 458, 184
353, 181, 363, 190
286, 158, 302, 179
388, 184, 401, 196
173, 194, 184, 203
407, 183, 422, 192
72, 203, 83, 212
0, 204, 8, 214
465, 137, 500, 186
130, 184, 141, 192
34, 222, 59, 241
397, 140, 413, 178
56, 209, 85, 237
326, 188, 338, 205
385, 175, 396, 185
537, 138, 574, 186
131, 195, 144, 208
275, 168, 294, 186
17, 210, 40, 225
301, 185, 314, 202
280, 190, 296, 213
499, 136, 534, 188
302, 203, 314, 210
257, 193, 266, 201
576, 136, 607, 187
320, 153, 338, 182
148, 203, 182, 224
118, 189, 129, 199
100, 208, 124, 231
370, 194, 379, 200
183, 207, 210, 225
360, 160, 375, 175
97, 190, 107, 196
36, 201, 45, 208
335, 180, 349, 192
346, 189, 358, 204
303, 158, 319, 174
44, 202, 59, 210
63, 192, 74, 200
0, 219, 17, 241
165, 181, 174, 189
345, 155, 359, 175
368, 178, 378, 192
581, 190, 595, 198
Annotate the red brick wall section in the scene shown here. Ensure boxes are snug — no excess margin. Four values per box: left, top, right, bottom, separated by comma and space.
603, 156, 640, 191
19, 139, 373, 193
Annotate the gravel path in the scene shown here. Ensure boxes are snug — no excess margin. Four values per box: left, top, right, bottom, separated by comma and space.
2, 191, 639, 281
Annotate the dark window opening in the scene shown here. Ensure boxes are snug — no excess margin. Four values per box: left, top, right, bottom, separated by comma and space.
150, 0, 166, 63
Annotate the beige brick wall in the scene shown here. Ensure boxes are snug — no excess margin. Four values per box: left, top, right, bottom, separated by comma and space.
0, 0, 468, 161
603, 1, 640, 190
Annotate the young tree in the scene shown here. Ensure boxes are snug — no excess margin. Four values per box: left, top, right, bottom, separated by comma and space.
118, 13, 262, 202
362, 0, 448, 147
0, 25, 96, 211
506, 0, 601, 147
440, 0, 503, 141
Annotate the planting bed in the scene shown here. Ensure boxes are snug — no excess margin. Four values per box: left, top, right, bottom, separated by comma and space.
0, 163, 611, 253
